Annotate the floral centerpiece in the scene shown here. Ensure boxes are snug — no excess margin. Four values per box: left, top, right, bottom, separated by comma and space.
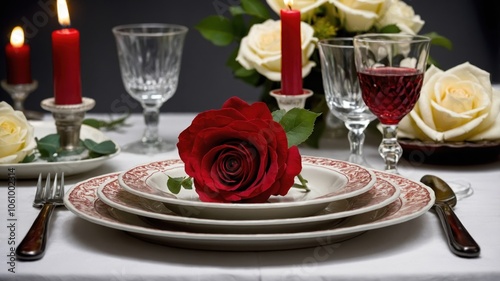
196, 0, 451, 146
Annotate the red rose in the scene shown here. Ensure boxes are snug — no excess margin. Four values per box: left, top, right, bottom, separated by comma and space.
177, 96, 302, 203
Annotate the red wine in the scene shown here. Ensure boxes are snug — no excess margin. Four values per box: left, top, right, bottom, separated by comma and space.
358, 67, 423, 125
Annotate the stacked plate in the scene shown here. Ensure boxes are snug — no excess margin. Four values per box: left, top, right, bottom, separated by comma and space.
64, 156, 435, 251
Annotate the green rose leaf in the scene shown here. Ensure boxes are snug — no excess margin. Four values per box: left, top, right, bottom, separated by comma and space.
278, 108, 321, 147
229, 5, 245, 17
424, 32, 453, 50
167, 176, 193, 194
195, 16, 234, 46
36, 134, 60, 159
241, 0, 270, 19
82, 139, 117, 156
379, 24, 401, 33
272, 109, 286, 123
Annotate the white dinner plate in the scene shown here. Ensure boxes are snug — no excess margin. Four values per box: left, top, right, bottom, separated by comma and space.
64, 170, 434, 251
117, 157, 377, 220
0, 121, 120, 179
97, 174, 400, 234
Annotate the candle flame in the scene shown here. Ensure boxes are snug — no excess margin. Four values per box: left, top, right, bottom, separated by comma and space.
284, 0, 293, 9
10, 26, 24, 47
57, 0, 71, 26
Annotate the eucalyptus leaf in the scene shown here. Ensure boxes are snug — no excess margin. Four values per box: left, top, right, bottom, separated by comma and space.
83, 112, 131, 131
82, 139, 117, 156
82, 118, 104, 129
278, 108, 321, 147
195, 16, 234, 46
241, 0, 270, 19
36, 134, 60, 159
21, 153, 36, 163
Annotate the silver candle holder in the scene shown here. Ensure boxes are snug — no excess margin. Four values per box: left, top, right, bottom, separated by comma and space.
270, 89, 313, 111
40, 97, 95, 161
1, 79, 43, 120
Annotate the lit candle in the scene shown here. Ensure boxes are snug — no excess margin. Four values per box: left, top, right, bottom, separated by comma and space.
52, 0, 82, 105
5, 26, 32, 84
280, 0, 302, 95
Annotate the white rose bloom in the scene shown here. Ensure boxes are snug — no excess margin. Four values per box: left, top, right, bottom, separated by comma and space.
0, 102, 37, 164
376, 0, 424, 34
399, 62, 500, 142
266, 0, 328, 16
236, 19, 317, 82
329, 0, 388, 32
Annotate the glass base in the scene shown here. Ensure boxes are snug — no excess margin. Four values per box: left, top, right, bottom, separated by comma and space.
346, 154, 372, 168
446, 179, 473, 201
122, 139, 176, 154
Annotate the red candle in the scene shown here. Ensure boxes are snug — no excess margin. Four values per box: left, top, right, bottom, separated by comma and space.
280, 0, 302, 95
52, 0, 82, 105
5, 26, 32, 84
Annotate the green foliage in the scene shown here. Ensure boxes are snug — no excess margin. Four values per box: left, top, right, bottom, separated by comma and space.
33, 133, 117, 162
423, 32, 453, 50
274, 108, 321, 147
82, 112, 130, 131
167, 176, 193, 194
240, 0, 270, 19
36, 134, 60, 160
82, 139, 118, 157
195, 16, 234, 46
21, 153, 36, 163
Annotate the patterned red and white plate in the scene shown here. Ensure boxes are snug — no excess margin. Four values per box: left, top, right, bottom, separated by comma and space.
64, 170, 434, 251
117, 156, 377, 220
97, 174, 400, 234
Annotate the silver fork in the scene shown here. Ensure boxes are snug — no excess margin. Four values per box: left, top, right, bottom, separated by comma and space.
16, 173, 65, 261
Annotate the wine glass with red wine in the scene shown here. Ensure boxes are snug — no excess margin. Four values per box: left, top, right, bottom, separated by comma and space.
353, 34, 430, 173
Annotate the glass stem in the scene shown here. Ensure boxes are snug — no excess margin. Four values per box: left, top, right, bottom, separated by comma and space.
379, 124, 402, 173
142, 106, 160, 145
345, 121, 369, 166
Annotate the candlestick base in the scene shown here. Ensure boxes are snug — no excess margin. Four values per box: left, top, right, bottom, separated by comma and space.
270, 89, 313, 111
1, 80, 43, 120
40, 97, 95, 161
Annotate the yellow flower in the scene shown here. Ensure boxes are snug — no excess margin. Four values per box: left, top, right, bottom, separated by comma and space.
399, 62, 500, 142
0, 102, 36, 163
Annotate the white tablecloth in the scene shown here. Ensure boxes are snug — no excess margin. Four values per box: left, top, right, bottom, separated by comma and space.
1, 113, 499, 281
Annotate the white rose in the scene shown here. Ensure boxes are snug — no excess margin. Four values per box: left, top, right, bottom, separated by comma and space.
375, 0, 424, 34
266, 0, 328, 15
399, 62, 500, 142
329, 0, 388, 32
0, 102, 37, 164
236, 19, 317, 81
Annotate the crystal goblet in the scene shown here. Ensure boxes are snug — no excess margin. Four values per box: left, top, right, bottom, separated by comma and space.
353, 33, 430, 173
318, 38, 376, 166
112, 23, 188, 154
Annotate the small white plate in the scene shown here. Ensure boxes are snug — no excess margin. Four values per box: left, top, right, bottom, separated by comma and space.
64, 170, 434, 251
98, 174, 400, 234
117, 156, 377, 220
0, 121, 120, 179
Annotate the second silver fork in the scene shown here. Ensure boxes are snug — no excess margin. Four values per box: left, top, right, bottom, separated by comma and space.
16, 173, 65, 261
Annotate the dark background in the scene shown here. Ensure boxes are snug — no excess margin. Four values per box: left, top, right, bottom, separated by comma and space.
1, 0, 499, 114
